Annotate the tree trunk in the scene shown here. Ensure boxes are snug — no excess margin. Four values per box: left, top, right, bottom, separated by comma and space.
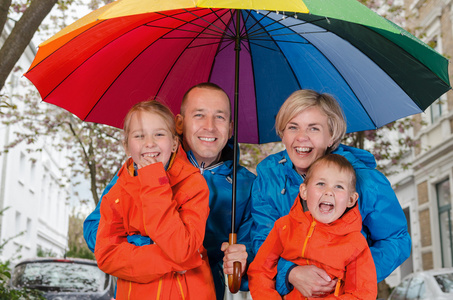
0, 0, 58, 91
0, 0, 12, 38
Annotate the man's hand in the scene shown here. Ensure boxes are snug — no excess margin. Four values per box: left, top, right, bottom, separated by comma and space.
288, 265, 337, 298
221, 242, 248, 275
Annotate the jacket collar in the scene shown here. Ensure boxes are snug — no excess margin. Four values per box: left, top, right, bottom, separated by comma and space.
289, 195, 362, 235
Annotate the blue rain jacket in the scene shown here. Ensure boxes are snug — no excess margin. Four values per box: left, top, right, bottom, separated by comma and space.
83, 143, 256, 300
251, 144, 411, 295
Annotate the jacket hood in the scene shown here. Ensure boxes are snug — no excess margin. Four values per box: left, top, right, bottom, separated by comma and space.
289, 196, 363, 236
333, 144, 377, 170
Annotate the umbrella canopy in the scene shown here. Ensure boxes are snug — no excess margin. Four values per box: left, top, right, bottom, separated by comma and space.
25, 0, 451, 145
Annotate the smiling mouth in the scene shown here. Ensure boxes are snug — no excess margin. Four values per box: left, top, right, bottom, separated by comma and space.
295, 147, 312, 154
199, 137, 216, 142
319, 202, 334, 213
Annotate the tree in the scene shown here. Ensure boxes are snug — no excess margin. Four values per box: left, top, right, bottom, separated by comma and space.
1, 0, 121, 206
65, 209, 94, 259
2, 88, 125, 205
0, 0, 58, 92
0, 0, 115, 92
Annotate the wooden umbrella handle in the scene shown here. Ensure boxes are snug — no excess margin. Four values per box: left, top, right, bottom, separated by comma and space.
227, 233, 242, 293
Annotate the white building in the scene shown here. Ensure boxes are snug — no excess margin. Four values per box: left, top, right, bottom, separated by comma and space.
0, 20, 71, 262
383, 0, 453, 287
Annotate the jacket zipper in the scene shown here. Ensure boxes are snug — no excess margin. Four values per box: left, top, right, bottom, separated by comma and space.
301, 220, 316, 263
128, 281, 132, 300
302, 221, 316, 300
176, 273, 185, 300
156, 277, 163, 299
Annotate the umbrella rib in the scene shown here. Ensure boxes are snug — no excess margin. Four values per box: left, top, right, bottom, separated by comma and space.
154, 11, 233, 97
240, 10, 274, 38
154, 9, 232, 38
246, 18, 326, 40
249, 12, 304, 89
144, 24, 230, 39
214, 8, 238, 37
244, 11, 297, 39
169, 8, 235, 38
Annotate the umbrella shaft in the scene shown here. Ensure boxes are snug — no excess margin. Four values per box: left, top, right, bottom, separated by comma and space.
232, 9, 241, 235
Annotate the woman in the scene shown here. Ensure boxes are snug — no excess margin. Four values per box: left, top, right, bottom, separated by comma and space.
250, 90, 411, 298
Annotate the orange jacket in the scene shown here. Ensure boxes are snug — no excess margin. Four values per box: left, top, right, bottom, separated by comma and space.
95, 146, 215, 299
248, 197, 377, 300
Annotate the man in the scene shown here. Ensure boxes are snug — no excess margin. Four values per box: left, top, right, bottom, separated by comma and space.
83, 83, 255, 299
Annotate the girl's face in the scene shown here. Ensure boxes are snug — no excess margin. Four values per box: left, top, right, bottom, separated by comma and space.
281, 106, 333, 175
125, 111, 178, 169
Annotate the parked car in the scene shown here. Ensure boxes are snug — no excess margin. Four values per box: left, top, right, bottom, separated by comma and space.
388, 267, 453, 300
9, 257, 115, 300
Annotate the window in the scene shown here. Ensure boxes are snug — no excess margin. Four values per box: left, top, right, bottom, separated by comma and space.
15, 211, 21, 236
437, 178, 452, 267
430, 98, 442, 124
26, 218, 31, 241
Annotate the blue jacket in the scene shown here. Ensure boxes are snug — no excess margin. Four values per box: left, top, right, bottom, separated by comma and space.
250, 144, 411, 295
83, 144, 256, 300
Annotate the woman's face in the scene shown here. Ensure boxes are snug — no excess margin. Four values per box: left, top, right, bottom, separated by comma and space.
281, 106, 333, 175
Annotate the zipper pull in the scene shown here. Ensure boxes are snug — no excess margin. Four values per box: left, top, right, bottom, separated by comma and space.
199, 162, 205, 174
307, 220, 316, 237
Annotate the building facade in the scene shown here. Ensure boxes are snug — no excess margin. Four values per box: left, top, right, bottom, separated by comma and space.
385, 0, 453, 287
0, 20, 71, 262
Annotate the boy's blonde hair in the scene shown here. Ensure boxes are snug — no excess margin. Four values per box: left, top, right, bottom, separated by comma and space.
122, 100, 177, 147
305, 154, 356, 190
275, 90, 346, 152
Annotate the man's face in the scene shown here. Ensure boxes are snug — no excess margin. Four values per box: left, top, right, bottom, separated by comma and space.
176, 87, 233, 166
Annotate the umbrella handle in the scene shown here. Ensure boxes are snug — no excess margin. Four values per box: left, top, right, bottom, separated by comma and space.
227, 233, 242, 294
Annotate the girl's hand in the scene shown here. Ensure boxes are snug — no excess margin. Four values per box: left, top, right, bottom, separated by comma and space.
136, 155, 158, 169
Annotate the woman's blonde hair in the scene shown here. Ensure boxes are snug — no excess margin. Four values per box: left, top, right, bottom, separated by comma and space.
275, 90, 346, 152
122, 99, 177, 147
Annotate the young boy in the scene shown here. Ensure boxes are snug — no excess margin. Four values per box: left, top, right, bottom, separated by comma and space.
248, 154, 377, 299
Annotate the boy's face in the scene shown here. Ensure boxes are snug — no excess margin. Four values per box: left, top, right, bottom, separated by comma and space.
300, 163, 358, 224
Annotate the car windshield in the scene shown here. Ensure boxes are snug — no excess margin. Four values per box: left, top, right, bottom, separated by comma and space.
11, 261, 108, 293
434, 272, 453, 293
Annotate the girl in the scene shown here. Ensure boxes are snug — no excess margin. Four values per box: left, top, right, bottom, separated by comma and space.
95, 100, 215, 299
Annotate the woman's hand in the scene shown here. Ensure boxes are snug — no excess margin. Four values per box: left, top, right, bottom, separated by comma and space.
288, 265, 337, 297
221, 242, 248, 275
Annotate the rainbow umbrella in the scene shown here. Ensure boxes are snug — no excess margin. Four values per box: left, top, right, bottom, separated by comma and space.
24, 0, 451, 292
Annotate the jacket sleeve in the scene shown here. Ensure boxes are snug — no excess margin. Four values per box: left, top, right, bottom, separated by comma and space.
357, 169, 411, 282
247, 224, 284, 300
95, 189, 184, 283
251, 165, 295, 295
325, 243, 377, 299
95, 163, 210, 283
83, 173, 118, 252
139, 163, 210, 265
